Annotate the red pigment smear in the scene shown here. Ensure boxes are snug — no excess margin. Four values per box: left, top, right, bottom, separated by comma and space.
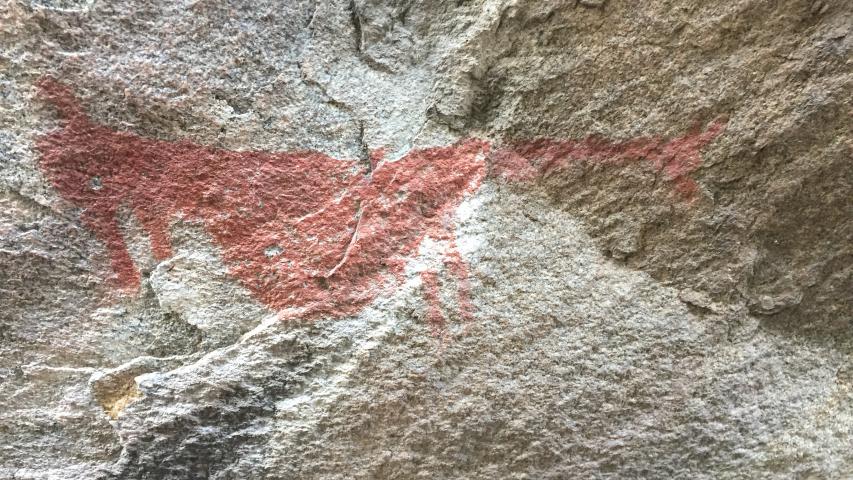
419, 270, 445, 335
416, 234, 475, 337
490, 118, 728, 198
443, 237, 475, 325
35, 77, 726, 326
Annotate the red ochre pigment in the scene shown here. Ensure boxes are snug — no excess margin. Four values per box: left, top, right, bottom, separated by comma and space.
489, 119, 728, 197
35, 78, 726, 329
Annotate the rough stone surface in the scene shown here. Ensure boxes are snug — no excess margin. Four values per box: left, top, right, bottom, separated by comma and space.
1, 0, 851, 479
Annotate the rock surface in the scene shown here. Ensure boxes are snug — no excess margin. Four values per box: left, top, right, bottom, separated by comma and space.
1, 0, 851, 478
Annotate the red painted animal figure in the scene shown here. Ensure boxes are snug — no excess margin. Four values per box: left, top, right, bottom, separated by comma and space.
35, 78, 726, 329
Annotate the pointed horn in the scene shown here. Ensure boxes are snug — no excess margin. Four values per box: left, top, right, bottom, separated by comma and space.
36, 76, 87, 122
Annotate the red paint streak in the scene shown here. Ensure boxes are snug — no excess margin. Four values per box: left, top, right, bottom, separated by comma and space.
35, 78, 726, 326
417, 236, 475, 338
444, 241, 475, 325
490, 119, 727, 198
420, 270, 446, 335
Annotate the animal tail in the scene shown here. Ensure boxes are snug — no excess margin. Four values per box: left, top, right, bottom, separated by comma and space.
36, 76, 88, 122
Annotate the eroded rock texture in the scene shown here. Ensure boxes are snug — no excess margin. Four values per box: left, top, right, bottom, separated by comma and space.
1, 0, 851, 478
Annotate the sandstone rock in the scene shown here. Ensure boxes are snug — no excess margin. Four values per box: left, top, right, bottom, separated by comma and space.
1, 0, 850, 478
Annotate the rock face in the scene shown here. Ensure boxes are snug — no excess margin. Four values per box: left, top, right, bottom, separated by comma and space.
1, 0, 850, 478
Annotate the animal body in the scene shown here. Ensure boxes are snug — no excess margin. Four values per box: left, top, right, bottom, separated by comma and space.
35, 78, 725, 327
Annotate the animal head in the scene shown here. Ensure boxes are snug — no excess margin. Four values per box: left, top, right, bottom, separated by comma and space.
36, 77, 124, 213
